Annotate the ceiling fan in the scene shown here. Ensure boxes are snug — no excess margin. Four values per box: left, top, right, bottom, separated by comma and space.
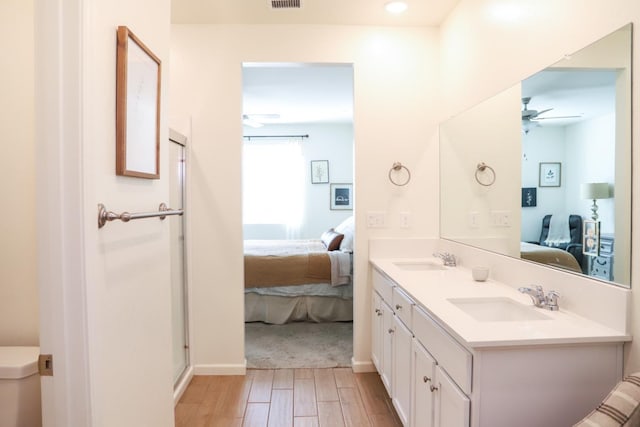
521, 97, 582, 134
242, 113, 280, 128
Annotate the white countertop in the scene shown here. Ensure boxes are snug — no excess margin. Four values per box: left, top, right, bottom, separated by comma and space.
370, 257, 631, 349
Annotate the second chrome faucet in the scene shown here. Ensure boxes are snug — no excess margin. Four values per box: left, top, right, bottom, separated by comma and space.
518, 285, 561, 311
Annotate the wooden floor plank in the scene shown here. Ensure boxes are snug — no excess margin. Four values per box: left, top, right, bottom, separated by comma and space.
209, 417, 243, 427
174, 402, 198, 427
243, 402, 270, 427
210, 375, 254, 419
338, 387, 371, 427
268, 389, 293, 427
249, 370, 275, 403
314, 369, 339, 402
295, 368, 314, 379
333, 368, 356, 388
294, 378, 318, 417
294, 416, 320, 427
355, 373, 394, 416
273, 369, 295, 389
318, 401, 346, 427
175, 369, 399, 427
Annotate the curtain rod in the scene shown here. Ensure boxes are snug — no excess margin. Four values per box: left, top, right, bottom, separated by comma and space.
243, 134, 309, 140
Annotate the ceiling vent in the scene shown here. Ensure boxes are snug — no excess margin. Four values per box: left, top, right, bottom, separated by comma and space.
269, 0, 302, 9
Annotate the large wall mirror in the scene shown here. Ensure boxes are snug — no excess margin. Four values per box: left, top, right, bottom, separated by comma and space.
440, 23, 632, 288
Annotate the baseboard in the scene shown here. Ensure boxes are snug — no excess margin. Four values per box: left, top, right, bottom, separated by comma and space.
351, 357, 376, 373
173, 365, 194, 404
194, 360, 247, 375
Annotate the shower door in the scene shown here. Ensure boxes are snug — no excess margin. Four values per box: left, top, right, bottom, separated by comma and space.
169, 131, 189, 385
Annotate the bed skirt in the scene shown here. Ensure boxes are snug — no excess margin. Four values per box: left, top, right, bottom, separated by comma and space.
245, 293, 353, 324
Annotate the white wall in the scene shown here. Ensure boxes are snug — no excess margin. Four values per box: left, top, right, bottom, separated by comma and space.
440, 0, 640, 374
243, 122, 353, 240
36, 0, 175, 424
170, 24, 440, 373
0, 0, 39, 346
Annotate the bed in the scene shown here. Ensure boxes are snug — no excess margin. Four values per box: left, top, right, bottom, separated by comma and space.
520, 241, 582, 273
244, 217, 354, 324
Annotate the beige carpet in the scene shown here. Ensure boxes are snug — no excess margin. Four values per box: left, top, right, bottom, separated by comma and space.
245, 321, 353, 369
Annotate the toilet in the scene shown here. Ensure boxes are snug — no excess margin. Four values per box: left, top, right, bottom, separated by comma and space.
0, 347, 42, 427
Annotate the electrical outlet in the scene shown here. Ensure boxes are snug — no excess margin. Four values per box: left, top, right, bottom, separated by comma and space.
400, 211, 411, 228
366, 211, 387, 228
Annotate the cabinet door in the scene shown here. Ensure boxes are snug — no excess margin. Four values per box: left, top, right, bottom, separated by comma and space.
381, 300, 394, 395
371, 292, 384, 372
412, 339, 436, 427
392, 316, 413, 426
434, 366, 470, 427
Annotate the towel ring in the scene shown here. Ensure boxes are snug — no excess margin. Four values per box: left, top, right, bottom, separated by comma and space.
475, 162, 496, 186
389, 162, 411, 186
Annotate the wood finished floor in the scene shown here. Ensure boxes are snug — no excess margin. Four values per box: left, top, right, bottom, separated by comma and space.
175, 368, 402, 427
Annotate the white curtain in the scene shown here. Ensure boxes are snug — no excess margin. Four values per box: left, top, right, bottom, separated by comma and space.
243, 139, 305, 239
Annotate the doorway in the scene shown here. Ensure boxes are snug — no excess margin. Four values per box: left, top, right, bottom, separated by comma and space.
241, 63, 355, 368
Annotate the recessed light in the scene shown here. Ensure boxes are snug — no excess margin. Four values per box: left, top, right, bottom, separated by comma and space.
385, 1, 408, 14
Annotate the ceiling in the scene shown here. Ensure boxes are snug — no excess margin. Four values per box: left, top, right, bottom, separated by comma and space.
522, 69, 616, 128
172, 0, 461, 27
242, 63, 354, 125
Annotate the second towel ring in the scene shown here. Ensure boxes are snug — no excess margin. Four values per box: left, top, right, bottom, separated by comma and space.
475, 162, 496, 186
389, 162, 411, 186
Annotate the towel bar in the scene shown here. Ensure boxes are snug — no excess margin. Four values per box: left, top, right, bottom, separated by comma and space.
98, 203, 183, 229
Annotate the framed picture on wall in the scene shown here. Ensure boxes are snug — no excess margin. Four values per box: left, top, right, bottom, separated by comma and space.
330, 183, 353, 210
583, 220, 600, 256
116, 26, 162, 179
521, 187, 537, 207
311, 160, 329, 184
539, 162, 561, 187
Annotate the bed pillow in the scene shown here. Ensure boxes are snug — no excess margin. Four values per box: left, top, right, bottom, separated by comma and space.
334, 216, 354, 252
321, 229, 344, 251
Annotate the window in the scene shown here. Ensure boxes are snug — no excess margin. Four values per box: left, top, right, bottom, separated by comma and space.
242, 140, 305, 227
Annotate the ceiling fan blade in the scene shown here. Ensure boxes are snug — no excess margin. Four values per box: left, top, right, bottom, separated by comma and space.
534, 108, 553, 116
533, 114, 583, 121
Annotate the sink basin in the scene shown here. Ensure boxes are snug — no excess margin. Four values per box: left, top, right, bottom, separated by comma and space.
392, 261, 446, 271
448, 297, 551, 322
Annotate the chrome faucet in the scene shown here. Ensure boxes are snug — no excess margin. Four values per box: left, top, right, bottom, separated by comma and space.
518, 285, 561, 311
433, 252, 457, 267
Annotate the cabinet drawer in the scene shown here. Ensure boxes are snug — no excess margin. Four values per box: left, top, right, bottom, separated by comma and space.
372, 267, 395, 303
413, 305, 472, 395
393, 287, 414, 329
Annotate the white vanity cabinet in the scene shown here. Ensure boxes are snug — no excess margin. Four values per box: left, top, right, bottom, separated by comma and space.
371, 264, 625, 427
372, 268, 415, 426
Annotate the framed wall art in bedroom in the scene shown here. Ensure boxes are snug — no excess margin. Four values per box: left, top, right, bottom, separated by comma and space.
330, 183, 353, 210
311, 160, 329, 184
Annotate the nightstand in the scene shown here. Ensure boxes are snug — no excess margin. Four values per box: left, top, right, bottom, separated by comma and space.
589, 234, 614, 281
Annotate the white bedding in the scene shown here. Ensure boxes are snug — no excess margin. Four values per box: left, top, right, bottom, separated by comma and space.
245, 282, 353, 299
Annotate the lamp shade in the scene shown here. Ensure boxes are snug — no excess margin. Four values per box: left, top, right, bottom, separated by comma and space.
580, 182, 610, 200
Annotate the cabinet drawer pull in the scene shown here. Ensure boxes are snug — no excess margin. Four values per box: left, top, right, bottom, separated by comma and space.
430, 385, 438, 392
388, 328, 395, 334
423, 376, 431, 383
395, 304, 402, 310
375, 308, 381, 315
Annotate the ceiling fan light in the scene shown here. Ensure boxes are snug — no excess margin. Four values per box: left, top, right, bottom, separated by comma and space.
385, 1, 408, 14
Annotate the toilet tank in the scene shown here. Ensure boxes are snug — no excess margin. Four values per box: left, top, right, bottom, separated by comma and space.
0, 346, 42, 427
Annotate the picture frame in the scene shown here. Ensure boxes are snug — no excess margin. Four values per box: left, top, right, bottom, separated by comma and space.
583, 220, 600, 256
539, 162, 561, 187
116, 26, 161, 179
330, 183, 353, 210
521, 187, 537, 207
310, 160, 329, 184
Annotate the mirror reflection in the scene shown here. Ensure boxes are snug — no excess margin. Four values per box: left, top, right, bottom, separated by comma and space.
440, 24, 632, 288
